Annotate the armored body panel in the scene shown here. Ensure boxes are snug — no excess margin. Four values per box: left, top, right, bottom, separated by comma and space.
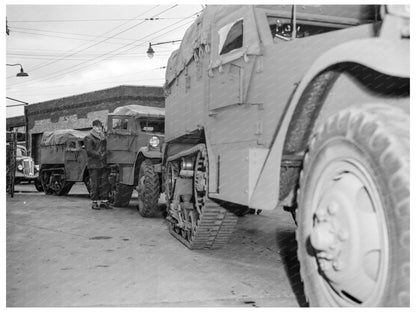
165, 5, 380, 206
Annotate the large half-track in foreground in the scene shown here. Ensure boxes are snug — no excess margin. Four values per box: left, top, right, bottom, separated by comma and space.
161, 5, 409, 306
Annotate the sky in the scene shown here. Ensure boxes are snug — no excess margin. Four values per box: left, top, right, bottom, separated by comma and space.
5, 3, 203, 118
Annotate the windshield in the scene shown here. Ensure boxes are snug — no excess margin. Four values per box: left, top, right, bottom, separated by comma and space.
16, 146, 27, 157
112, 117, 129, 131
139, 119, 164, 134
268, 16, 342, 41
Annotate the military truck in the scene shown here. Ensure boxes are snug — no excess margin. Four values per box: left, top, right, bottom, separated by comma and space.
106, 104, 165, 216
39, 129, 91, 195
162, 5, 409, 307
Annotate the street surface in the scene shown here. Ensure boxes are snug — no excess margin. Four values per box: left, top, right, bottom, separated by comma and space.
7, 183, 307, 307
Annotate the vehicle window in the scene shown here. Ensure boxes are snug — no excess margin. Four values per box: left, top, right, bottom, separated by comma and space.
139, 120, 165, 134
268, 16, 342, 41
16, 147, 26, 157
68, 141, 76, 149
219, 19, 244, 55
112, 117, 129, 130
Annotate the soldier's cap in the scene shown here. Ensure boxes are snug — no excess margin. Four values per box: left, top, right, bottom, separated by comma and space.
92, 119, 103, 127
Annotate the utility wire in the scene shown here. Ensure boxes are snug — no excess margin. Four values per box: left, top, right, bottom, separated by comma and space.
7, 16, 192, 87
8, 17, 184, 23
10, 26, 138, 43
28, 5, 166, 73
7, 53, 173, 61
7, 5, 161, 79
7, 8, 196, 92
6, 6, 177, 85
29, 18, 191, 86
7, 9, 196, 89
10, 29, 134, 44
7, 48, 174, 57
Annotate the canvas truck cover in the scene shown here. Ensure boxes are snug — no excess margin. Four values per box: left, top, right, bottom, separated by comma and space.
165, 5, 379, 86
41, 129, 89, 146
165, 5, 261, 85
110, 105, 165, 118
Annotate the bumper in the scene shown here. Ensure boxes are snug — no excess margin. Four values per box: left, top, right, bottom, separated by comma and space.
15, 172, 39, 182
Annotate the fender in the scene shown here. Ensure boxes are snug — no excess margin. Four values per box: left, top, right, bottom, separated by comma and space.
249, 36, 409, 210
126, 149, 163, 185
138, 146, 163, 160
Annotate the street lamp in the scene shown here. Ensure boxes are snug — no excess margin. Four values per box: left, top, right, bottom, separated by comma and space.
6, 63, 29, 77
146, 40, 181, 59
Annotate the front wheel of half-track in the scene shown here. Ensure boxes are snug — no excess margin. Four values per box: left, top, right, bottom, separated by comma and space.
296, 104, 409, 307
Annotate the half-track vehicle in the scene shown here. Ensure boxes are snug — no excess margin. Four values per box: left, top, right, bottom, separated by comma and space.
106, 104, 165, 216
162, 5, 409, 307
39, 129, 91, 195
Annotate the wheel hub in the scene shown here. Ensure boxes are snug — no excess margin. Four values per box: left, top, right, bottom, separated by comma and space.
310, 168, 386, 305
311, 204, 348, 273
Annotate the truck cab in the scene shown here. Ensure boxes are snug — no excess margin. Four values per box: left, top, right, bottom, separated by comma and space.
106, 104, 165, 216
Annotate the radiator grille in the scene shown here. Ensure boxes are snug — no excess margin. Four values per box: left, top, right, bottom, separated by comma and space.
23, 159, 35, 176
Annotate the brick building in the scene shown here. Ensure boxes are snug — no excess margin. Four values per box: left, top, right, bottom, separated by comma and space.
14, 85, 164, 163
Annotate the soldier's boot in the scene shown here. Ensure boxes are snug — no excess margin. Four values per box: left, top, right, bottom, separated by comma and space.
100, 200, 112, 209
92, 201, 100, 210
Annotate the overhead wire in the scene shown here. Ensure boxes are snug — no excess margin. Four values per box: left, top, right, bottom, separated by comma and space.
8, 17, 185, 23
7, 52, 174, 61
7, 8, 197, 90
10, 26, 139, 43
7, 5, 162, 79
7, 5, 179, 83
9, 29, 133, 44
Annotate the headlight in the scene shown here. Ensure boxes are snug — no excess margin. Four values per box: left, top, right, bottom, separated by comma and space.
149, 136, 160, 148
17, 164, 23, 171
35, 165, 40, 172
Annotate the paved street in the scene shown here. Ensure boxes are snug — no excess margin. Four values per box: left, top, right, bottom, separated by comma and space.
6, 183, 307, 307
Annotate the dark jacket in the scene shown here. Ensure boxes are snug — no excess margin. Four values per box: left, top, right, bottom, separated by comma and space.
84, 132, 107, 169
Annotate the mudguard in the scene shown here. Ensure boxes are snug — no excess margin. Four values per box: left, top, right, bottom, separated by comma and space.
138, 146, 163, 160
249, 36, 409, 210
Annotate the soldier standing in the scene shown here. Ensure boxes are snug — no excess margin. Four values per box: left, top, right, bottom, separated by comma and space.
85, 119, 110, 210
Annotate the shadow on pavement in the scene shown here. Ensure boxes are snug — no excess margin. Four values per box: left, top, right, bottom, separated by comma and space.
65, 194, 91, 199
276, 230, 309, 307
